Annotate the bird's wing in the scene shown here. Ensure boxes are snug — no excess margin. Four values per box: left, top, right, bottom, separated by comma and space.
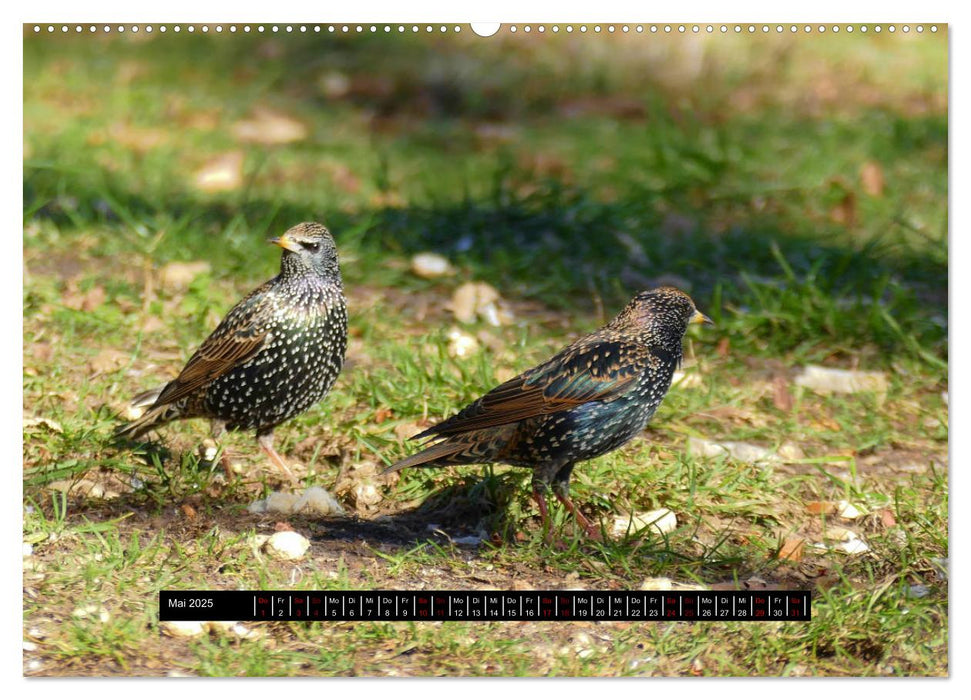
418, 339, 646, 438
153, 289, 272, 406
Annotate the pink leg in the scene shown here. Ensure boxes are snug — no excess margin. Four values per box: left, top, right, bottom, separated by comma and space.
554, 491, 602, 541
257, 432, 298, 482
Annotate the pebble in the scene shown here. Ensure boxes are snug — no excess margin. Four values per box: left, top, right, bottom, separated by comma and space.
410, 252, 454, 279
447, 327, 480, 358
794, 365, 888, 395
612, 508, 677, 538
72, 604, 110, 623
907, 585, 931, 599
836, 500, 864, 519
160, 620, 206, 638
689, 437, 780, 465
264, 531, 311, 561
449, 282, 513, 326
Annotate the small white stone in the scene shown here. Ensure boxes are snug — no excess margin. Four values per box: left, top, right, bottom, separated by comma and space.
199, 438, 219, 462
264, 530, 311, 561
907, 584, 931, 599
352, 482, 382, 508
837, 538, 870, 555
447, 327, 480, 359
449, 282, 512, 325
232, 622, 261, 639
836, 500, 864, 519
794, 365, 888, 395
23, 641, 37, 652
410, 252, 454, 279
160, 620, 206, 638
451, 535, 483, 546
639, 577, 674, 590
688, 437, 780, 465
612, 508, 677, 537
72, 604, 110, 623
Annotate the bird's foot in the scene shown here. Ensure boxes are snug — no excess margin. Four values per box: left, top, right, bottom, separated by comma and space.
555, 492, 603, 541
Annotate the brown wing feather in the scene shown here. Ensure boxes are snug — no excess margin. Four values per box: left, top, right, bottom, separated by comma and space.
420, 339, 642, 438
153, 291, 272, 406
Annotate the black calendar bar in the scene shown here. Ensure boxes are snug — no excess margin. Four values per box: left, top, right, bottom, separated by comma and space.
159, 590, 811, 622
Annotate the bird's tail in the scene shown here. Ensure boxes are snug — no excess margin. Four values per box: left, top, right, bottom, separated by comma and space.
113, 387, 179, 441
383, 425, 514, 475
382, 439, 473, 474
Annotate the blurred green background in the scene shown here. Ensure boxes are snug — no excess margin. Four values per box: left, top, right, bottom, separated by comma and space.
24, 27, 947, 367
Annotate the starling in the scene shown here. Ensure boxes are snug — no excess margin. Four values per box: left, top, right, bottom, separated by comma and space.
116, 222, 348, 480
384, 287, 711, 539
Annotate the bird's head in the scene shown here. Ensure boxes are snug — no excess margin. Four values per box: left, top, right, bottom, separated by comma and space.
618, 286, 712, 343
270, 222, 341, 280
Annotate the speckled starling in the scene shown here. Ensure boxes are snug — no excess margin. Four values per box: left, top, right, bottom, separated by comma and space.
384, 287, 711, 539
116, 222, 348, 480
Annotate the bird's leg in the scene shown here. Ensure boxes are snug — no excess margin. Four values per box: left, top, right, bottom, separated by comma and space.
553, 464, 602, 541
257, 431, 298, 484
531, 480, 555, 542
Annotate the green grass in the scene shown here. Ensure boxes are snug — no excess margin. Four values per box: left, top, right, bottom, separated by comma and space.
23, 28, 947, 676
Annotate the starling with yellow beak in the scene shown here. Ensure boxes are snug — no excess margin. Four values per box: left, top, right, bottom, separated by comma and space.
385, 287, 711, 539
117, 222, 347, 481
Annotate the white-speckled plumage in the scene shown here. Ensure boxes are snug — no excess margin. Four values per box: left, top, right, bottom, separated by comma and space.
117, 222, 347, 477
385, 287, 710, 537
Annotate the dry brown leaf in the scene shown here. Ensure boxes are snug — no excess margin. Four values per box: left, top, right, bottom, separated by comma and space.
860, 161, 885, 197
231, 107, 307, 145
370, 190, 406, 208
138, 316, 167, 333
33, 342, 54, 364
89, 349, 129, 374
109, 122, 168, 153
180, 504, 197, 520
772, 375, 793, 412
158, 261, 211, 293
829, 192, 857, 227
393, 421, 426, 443
716, 337, 730, 357
64, 285, 107, 312
374, 408, 393, 424
327, 163, 361, 193
494, 367, 517, 384
806, 501, 837, 515
878, 508, 897, 528
193, 152, 244, 193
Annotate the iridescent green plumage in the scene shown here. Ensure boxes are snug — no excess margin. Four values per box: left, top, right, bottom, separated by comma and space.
386, 287, 711, 538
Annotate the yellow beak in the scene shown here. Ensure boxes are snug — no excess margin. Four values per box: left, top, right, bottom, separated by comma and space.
269, 233, 301, 253
690, 310, 714, 325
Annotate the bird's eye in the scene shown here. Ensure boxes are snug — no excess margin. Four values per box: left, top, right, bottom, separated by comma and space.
303, 241, 320, 252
